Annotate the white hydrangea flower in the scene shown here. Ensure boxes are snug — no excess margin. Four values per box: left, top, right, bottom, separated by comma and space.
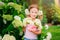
12, 20, 23, 28
43, 39, 46, 40
19, 32, 23, 36
14, 16, 21, 20
3, 19, 7, 24
38, 10, 43, 16
34, 19, 42, 29
9, 36, 16, 40
2, 34, 16, 40
46, 32, 52, 40
0, 36, 2, 40
2, 14, 13, 21
27, 19, 34, 25
25, 9, 30, 15
12, 16, 23, 28
23, 18, 34, 27
23, 18, 43, 29
45, 24, 49, 30
39, 25, 42, 29
8, 2, 14, 6
8, 2, 22, 13
34, 19, 40, 26
2, 34, 10, 40
0, 2, 4, 5
0, 2, 5, 6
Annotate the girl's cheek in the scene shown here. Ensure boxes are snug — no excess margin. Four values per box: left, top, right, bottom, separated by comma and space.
31, 13, 34, 16
31, 15, 35, 18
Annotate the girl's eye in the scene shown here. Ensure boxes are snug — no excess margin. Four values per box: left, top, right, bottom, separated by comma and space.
35, 12, 37, 13
32, 11, 34, 13
31, 11, 38, 14
34, 12, 37, 14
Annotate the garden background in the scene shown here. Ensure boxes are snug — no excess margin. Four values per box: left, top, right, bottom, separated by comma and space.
0, 0, 60, 40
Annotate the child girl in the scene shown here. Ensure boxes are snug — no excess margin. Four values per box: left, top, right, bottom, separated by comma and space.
23, 4, 42, 40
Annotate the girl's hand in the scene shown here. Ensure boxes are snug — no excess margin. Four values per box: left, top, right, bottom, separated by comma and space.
32, 29, 42, 35
27, 24, 37, 31
28, 27, 37, 32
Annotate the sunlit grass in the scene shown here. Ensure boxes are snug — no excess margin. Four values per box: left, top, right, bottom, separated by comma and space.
48, 25, 60, 40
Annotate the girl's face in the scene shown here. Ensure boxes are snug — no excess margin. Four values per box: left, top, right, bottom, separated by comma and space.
29, 8, 38, 19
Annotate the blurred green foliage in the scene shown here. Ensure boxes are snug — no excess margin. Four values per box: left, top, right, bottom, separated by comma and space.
0, 0, 28, 40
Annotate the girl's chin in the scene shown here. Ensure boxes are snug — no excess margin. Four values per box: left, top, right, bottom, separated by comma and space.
32, 17, 36, 19
30, 16, 36, 19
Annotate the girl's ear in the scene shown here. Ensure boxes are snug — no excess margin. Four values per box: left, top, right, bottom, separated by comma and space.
25, 9, 30, 15
38, 10, 43, 16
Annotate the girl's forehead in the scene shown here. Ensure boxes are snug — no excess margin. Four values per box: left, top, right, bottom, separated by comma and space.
30, 8, 38, 11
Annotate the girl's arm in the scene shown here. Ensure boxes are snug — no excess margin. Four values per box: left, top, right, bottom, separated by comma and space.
31, 29, 42, 35
23, 18, 27, 32
23, 27, 26, 32
28, 27, 42, 35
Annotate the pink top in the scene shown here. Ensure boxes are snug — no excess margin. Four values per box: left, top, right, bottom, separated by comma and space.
24, 24, 37, 39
